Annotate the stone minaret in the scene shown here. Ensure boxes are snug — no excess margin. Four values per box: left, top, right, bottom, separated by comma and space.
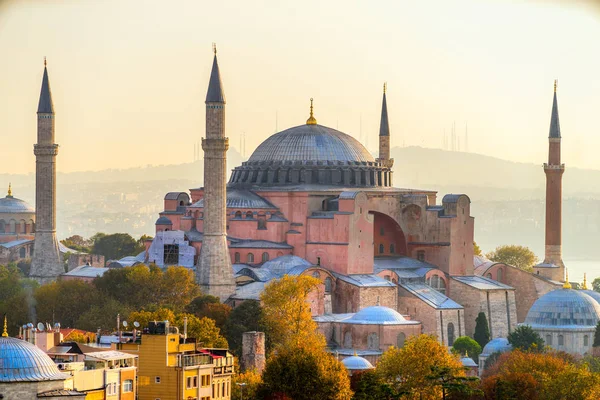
535, 80, 565, 281
30, 60, 64, 283
377, 83, 394, 185
197, 47, 235, 301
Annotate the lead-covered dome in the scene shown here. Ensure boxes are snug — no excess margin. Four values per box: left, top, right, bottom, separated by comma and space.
248, 124, 375, 163
0, 194, 34, 214
342, 355, 374, 371
0, 336, 68, 382
344, 306, 415, 325
525, 289, 600, 329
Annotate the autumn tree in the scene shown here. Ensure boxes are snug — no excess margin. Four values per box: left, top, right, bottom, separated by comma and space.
223, 300, 266, 357
377, 334, 466, 399
425, 365, 481, 400
474, 312, 490, 348
232, 368, 262, 400
481, 349, 600, 400
259, 345, 352, 400
452, 336, 482, 362
508, 325, 545, 352
350, 370, 395, 400
473, 242, 482, 257
186, 294, 231, 330
260, 275, 325, 350
486, 245, 538, 271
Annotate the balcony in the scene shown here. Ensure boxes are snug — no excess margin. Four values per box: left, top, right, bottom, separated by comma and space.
178, 353, 212, 368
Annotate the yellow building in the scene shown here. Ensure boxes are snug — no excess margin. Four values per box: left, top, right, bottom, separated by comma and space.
116, 321, 234, 400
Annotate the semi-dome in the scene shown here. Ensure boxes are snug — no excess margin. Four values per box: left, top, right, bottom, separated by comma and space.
345, 305, 411, 325
481, 338, 512, 356
155, 216, 173, 225
229, 120, 393, 189
262, 255, 311, 277
342, 355, 374, 371
525, 288, 600, 329
0, 194, 35, 214
0, 336, 68, 382
248, 124, 375, 163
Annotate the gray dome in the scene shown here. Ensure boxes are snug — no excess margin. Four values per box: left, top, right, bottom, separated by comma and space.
0, 195, 34, 214
525, 289, 600, 329
263, 255, 311, 277
481, 338, 512, 356
155, 216, 173, 225
346, 306, 408, 325
0, 336, 68, 382
342, 355, 374, 371
581, 290, 600, 305
248, 124, 374, 163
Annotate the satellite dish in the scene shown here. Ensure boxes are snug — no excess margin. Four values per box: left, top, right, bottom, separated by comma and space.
133, 321, 140, 328
54, 323, 61, 329
37, 322, 45, 332
122, 321, 128, 328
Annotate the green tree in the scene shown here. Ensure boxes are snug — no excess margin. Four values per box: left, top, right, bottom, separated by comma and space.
223, 300, 266, 357
425, 365, 481, 400
260, 275, 325, 351
473, 242, 482, 257
92, 233, 140, 261
0, 264, 37, 335
452, 336, 482, 363
185, 294, 231, 328
508, 325, 545, 352
60, 235, 93, 253
486, 245, 538, 271
76, 298, 129, 333
259, 345, 352, 400
350, 370, 395, 400
593, 321, 600, 347
474, 312, 490, 348
34, 279, 101, 328
592, 277, 600, 293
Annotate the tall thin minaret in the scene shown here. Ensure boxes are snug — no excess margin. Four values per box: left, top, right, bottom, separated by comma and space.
30, 59, 64, 282
197, 46, 235, 301
535, 80, 565, 281
376, 83, 394, 185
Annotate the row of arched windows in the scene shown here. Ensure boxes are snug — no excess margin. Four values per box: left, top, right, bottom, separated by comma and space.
426, 275, 447, 295
342, 331, 407, 350
378, 244, 396, 254
234, 252, 270, 264
545, 334, 589, 347
0, 219, 35, 234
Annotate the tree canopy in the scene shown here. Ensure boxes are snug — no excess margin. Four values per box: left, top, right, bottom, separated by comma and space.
486, 245, 538, 271
223, 300, 266, 357
91, 232, 145, 261
474, 312, 491, 349
508, 325, 545, 352
452, 336, 482, 362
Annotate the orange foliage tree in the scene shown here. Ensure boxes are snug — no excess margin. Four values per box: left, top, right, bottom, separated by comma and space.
482, 349, 600, 400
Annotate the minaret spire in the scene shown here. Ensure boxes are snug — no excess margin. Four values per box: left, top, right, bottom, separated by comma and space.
206, 45, 225, 104
376, 83, 393, 186
37, 59, 54, 114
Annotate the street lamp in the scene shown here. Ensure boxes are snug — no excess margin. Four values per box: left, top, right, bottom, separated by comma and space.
236, 382, 247, 400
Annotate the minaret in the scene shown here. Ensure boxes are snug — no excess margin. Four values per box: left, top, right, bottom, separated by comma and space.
197, 46, 235, 301
30, 59, 64, 283
376, 83, 394, 186
535, 80, 565, 281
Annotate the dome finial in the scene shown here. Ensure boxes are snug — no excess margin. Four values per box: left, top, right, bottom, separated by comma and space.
2, 314, 8, 337
306, 98, 317, 125
7, 182, 12, 197
582, 273, 588, 290
563, 268, 571, 289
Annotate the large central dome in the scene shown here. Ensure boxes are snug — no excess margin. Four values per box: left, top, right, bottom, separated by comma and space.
248, 124, 375, 163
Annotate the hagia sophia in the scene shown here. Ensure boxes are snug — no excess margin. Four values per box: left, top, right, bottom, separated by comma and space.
3, 50, 600, 367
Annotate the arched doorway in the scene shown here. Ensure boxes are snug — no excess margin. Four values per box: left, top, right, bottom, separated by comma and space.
371, 212, 407, 257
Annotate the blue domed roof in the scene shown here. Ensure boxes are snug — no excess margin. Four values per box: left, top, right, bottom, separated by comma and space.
581, 290, 600, 305
155, 216, 173, 225
0, 336, 68, 382
525, 288, 600, 329
481, 338, 512, 356
346, 306, 408, 325
262, 255, 311, 277
342, 355, 374, 371
248, 124, 374, 163
0, 195, 34, 214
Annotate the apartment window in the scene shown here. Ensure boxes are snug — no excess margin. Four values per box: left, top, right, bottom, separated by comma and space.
106, 382, 117, 395
123, 379, 133, 393
155, 376, 161, 384
201, 375, 210, 387
187, 376, 198, 389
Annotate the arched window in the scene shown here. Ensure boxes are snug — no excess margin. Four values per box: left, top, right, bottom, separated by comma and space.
384, 275, 391, 281
19, 247, 26, 258
257, 216, 267, 230
390, 244, 395, 254
367, 333, 380, 350
247, 253, 254, 263
426, 275, 446, 295
497, 268, 503, 283
262, 252, 269, 262
234, 252, 240, 263
486, 273, 492, 279
417, 250, 425, 261
30, 220, 35, 233
379, 244, 384, 254
245, 211, 253, 219
0, 220, 5, 233
9, 220, 16, 234
397, 333, 406, 348
584, 335, 589, 347
19, 220, 26, 234
179, 200, 184, 206
546, 334, 552, 346
344, 331, 352, 348
312, 271, 321, 278
234, 211, 242, 219
447, 323, 455, 346
558, 335, 564, 346
380, 227, 385, 236
324, 277, 332, 293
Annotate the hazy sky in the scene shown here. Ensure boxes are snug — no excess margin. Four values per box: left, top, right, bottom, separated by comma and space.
1, 0, 599, 174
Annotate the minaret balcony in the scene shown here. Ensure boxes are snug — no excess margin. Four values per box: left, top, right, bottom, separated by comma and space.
543, 163, 565, 170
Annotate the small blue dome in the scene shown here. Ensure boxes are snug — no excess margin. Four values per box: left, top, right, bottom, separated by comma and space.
460, 356, 477, 367
525, 288, 600, 329
0, 195, 34, 214
155, 216, 173, 225
481, 338, 512, 356
0, 336, 68, 382
346, 306, 407, 325
342, 355, 374, 371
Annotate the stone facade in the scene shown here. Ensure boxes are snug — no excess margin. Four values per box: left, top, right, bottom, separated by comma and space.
241, 331, 266, 374
67, 253, 105, 271
0, 380, 84, 400
30, 64, 64, 283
